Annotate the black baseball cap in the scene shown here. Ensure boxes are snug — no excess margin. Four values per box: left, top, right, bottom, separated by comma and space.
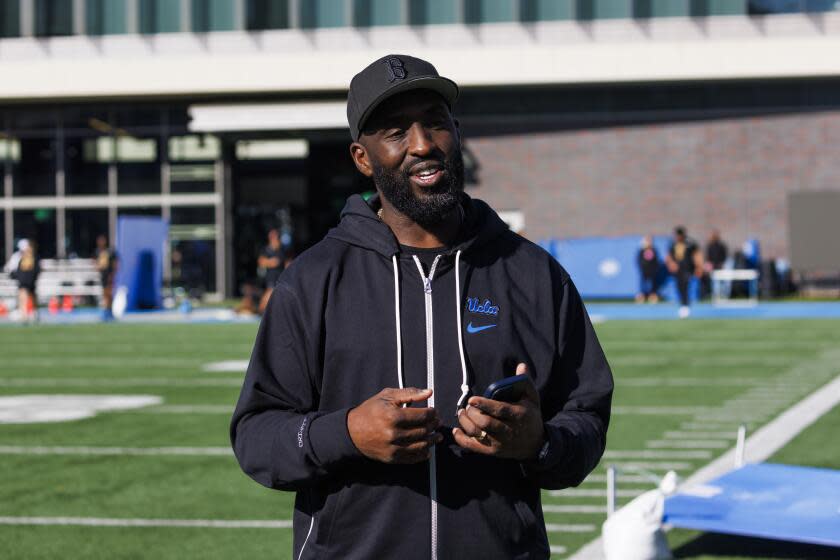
346, 54, 459, 141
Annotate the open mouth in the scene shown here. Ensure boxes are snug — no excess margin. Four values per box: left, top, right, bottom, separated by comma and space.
408, 161, 445, 187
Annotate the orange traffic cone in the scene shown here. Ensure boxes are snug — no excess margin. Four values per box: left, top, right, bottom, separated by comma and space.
61, 295, 74, 313
0, 301, 7, 317
48, 297, 60, 315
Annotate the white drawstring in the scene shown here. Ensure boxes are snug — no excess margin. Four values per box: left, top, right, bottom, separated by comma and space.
391, 250, 471, 410
454, 250, 470, 410
392, 255, 405, 391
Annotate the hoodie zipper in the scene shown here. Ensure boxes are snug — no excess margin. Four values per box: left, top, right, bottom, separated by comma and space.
412, 254, 441, 560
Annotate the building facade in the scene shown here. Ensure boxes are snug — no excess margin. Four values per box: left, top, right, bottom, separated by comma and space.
1, 0, 839, 297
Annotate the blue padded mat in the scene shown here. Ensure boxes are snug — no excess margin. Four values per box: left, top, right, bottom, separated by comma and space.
664, 463, 840, 547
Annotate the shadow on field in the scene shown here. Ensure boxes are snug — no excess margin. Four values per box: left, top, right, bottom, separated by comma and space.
673, 533, 840, 559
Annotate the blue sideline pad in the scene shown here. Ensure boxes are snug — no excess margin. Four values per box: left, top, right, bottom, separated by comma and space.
664, 463, 840, 547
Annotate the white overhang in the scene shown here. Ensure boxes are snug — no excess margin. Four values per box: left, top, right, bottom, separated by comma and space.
188, 101, 348, 132
0, 13, 839, 102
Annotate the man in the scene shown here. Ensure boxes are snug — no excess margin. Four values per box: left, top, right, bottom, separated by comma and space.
231, 55, 613, 559
257, 228, 287, 314
636, 235, 660, 303
665, 226, 704, 318
95, 234, 118, 317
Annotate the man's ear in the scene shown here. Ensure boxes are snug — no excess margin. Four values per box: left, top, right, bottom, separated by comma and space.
350, 142, 374, 178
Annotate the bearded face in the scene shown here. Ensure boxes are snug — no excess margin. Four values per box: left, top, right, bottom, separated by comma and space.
373, 147, 465, 227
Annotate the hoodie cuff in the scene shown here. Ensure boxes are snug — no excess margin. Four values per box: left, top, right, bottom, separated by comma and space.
522, 424, 566, 474
308, 407, 363, 468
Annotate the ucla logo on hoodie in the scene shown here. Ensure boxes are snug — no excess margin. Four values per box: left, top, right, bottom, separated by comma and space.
466, 297, 499, 316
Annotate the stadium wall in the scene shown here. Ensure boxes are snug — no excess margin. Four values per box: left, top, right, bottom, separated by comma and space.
466, 110, 840, 259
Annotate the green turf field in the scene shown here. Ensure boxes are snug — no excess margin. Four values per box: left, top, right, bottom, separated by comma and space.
0, 319, 838, 559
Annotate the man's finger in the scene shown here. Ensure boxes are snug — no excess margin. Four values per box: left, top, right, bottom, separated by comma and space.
463, 406, 513, 439
393, 406, 439, 428
515, 364, 541, 404
465, 397, 519, 421
388, 387, 433, 406
452, 428, 494, 454
391, 427, 440, 446
456, 407, 482, 438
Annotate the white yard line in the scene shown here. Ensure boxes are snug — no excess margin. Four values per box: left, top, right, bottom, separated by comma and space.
0, 446, 232, 456
140, 405, 232, 414
549, 545, 568, 554
645, 440, 730, 449
548, 489, 645, 498
546, 524, 596, 533
543, 505, 606, 514
662, 431, 737, 439
201, 360, 250, 373
570, 370, 840, 560
607, 461, 693, 471
604, 450, 711, 460
611, 406, 711, 415
619, 377, 766, 387
0, 516, 291, 528
0, 378, 243, 387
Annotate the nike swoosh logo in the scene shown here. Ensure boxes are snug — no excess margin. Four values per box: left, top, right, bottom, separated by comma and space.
466, 322, 496, 334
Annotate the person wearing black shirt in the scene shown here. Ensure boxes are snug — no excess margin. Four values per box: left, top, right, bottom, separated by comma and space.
257, 228, 287, 314
635, 235, 660, 303
666, 226, 704, 318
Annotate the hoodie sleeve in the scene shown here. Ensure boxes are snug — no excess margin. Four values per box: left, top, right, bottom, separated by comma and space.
230, 282, 362, 491
525, 263, 614, 489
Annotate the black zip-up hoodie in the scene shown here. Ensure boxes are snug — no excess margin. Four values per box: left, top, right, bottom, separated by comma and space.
231, 193, 613, 560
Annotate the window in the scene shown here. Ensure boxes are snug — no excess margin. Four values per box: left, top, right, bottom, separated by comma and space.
169, 135, 218, 194
14, 209, 57, 259
465, 0, 516, 23
246, 0, 288, 30
192, 0, 236, 32
34, 0, 73, 37
355, 0, 403, 26
14, 137, 56, 196
577, 0, 631, 19
300, 0, 347, 28
140, 0, 182, 33
0, 0, 20, 37
409, 0, 460, 24
171, 206, 217, 295
86, 0, 128, 35
634, 0, 690, 17
65, 209, 109, 258
520, 0, 574, 21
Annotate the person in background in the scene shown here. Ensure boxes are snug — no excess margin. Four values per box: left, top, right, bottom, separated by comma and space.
665, 226, 704, 318
635, 235, 660, 303
702, 229, 728, 298
95, 234, 118, 316
257, 228, 288, 314
13, 239, 39, 322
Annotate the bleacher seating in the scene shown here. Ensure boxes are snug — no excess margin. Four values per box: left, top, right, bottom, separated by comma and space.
0, 259, 103, 306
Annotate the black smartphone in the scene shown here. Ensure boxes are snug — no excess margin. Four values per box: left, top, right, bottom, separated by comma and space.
483, 376, 529, 403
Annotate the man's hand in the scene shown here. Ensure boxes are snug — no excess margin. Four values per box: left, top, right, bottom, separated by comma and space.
453, 364, 544, 460
347, 387, 442, 464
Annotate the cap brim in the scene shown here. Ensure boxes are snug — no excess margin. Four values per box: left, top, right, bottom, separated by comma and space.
354, 76, 459, 140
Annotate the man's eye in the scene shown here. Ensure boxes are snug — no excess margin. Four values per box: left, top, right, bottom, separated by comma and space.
385, 128, 405, 138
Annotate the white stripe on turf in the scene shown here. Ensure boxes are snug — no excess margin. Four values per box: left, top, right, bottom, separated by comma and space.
603, 450, 711, 459
0, 378, 243, 387
607, 461, 693, 470
542, 505, 606, 514
548, 489, 645, 498
619, 377, 765, 387
645, 440, 730, 449
202, 360, 250, 373
662, 431, 737, 439
0, 516, 291, 528
612, 406, 711, 415
583, 474, 653, 484
0, 446, 232, 456
140, 405, 232, 414
549, 545, 568, 554
545, 524, 596, 533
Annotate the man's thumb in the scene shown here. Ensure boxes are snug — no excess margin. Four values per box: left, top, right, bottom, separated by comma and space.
392, 387, 433, 405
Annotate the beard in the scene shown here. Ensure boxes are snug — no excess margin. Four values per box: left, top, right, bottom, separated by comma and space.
374, 149, 465, 227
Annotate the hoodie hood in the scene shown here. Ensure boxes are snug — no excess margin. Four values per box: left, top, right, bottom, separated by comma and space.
326, 192, 510, 259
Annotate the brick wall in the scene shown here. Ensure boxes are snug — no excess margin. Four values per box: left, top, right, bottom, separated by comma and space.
465, 111, 840, 260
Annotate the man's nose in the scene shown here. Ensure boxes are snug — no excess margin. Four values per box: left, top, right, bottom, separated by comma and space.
406, 122, 434, 156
